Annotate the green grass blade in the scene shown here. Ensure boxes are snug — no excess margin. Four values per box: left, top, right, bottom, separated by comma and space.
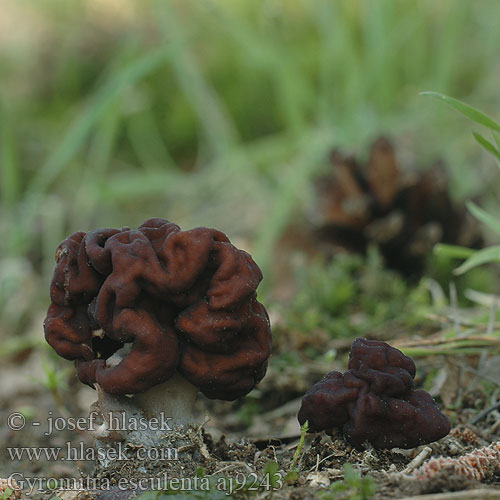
28, 47, 171, 194
420, 91, 500, 133
473, 132, 500, 164
253, 130, 332, 290
434, 243, 476, 260
70, 102, 122, 230
87, 101, 121, 175
96, 169, 181, 202
207, 0, 312, 137
466, 200, 500, 235
156, 2, 238, 158
454, 245, 500, 275
0, 108, 20, 207
493, 132, 500, 150
126, 110, 177, 171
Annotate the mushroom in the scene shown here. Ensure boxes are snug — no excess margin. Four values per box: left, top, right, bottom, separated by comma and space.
44, 218, 271, 449
298, 338, 450, 449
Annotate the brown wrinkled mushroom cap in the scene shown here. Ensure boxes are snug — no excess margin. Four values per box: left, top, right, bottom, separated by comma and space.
298, 338, 450, 449
44, 218, 272, 400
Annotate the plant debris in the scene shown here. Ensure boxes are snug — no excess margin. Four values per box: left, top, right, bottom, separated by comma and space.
313, 137, 483, 277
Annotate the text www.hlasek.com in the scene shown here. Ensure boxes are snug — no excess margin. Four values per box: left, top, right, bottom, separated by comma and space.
7, 441, 178, 462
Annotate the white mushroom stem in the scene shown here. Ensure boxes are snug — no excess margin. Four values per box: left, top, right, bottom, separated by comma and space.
90, 343, 199, 448
132, 372, 199, 427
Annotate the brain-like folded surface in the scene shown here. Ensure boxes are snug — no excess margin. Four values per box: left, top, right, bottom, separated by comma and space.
44, 218, 272, 400
298, 338, 450, 449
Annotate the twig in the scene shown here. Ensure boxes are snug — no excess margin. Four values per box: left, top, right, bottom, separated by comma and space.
308, 453, 337, 473
403, 446, 432, 473
486, 419, 500, 437
394, 335, 500, 357
469, 400, 500, 425
456, 362, 500, 388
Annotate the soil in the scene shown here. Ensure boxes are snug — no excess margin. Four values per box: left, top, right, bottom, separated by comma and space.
1, 333, 499, 500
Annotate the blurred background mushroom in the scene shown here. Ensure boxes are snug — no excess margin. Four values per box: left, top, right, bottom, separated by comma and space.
312, 137, 484, 278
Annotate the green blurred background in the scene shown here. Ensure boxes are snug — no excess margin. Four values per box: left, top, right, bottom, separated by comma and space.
2, 0, 500, 340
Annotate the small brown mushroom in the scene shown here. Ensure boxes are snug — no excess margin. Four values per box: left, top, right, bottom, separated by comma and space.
298, 338, 450, 449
